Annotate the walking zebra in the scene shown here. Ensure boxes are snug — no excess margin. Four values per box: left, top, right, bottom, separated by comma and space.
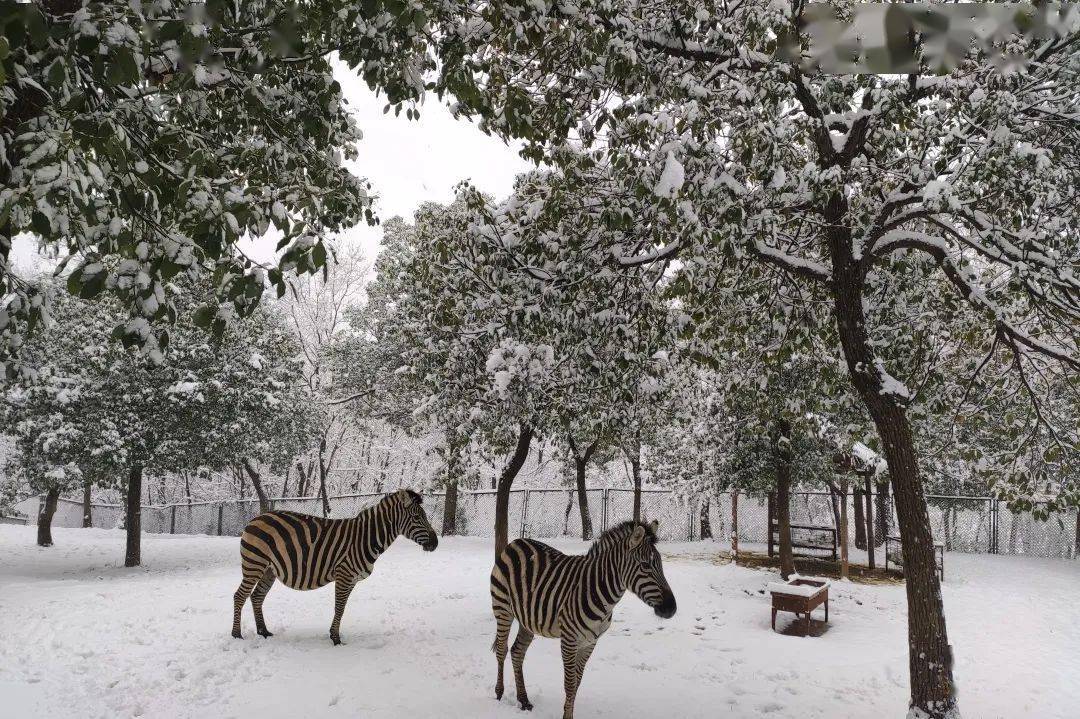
232, 489, 438, 645
490, 520, 677, 718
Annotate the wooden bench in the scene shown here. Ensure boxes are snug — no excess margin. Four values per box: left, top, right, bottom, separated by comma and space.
769, 577, 829, 636
885, 535, 944, 581
769, 523, 838, 562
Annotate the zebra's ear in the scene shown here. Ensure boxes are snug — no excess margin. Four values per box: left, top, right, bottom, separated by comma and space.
648, 519, 659, 535
628, 525, 647, 549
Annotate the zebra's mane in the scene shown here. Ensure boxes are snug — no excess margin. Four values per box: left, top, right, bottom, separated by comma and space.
586, 521, 656, 557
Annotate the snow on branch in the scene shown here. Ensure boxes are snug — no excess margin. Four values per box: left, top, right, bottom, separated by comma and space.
749, 241, 831, 284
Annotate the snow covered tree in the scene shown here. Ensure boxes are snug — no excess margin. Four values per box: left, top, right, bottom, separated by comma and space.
1, 0, 437, 373
434, 4, 1080, 714
1, 277, 314, 562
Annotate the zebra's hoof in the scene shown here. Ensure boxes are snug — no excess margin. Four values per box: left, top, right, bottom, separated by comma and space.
231, 629, 243, 639
331, 635, 342, 646
495, 686, 504, 700
257, 629, 274, 638
519, 701, 533, 711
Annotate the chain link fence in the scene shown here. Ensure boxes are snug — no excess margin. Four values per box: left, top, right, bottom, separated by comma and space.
29, 490, 1080, 560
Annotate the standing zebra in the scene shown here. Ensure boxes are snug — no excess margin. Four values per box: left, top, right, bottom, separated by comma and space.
232, 489, 438, 645
490, 520, 677, 718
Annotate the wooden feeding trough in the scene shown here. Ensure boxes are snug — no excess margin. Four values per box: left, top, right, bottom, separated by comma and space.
769, 577, 829, 637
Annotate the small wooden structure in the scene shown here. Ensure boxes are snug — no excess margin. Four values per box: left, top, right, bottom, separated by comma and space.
769, 522, 838, 562
885, 535, 945, 581
769, 577, 829, 636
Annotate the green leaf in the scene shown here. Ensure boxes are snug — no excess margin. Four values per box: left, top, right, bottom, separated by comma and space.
106, 47, 140, 87
46, 57, 66, 87
193, 304, 216, 329
79, 271, 106, 299
312, 241, 327, 269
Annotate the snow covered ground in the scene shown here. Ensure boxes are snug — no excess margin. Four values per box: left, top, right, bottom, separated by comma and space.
1, 525, 1076, 719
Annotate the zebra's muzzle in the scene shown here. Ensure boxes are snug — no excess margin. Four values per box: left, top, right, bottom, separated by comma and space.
654, 593, 677, 619
422, 535, 439, 552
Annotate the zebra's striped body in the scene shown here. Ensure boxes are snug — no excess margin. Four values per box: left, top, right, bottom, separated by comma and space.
490, 520, 676, 718
232, 489, 437, 644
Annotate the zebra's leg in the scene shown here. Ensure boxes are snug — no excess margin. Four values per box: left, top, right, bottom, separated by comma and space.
560, 637, 581, 719
492, 612, 513, 700
329, 576, 358, 646
231, 560, 265, 639
251, 569, 276, 637
572, 641, 597, 704
510, 627, 535, 711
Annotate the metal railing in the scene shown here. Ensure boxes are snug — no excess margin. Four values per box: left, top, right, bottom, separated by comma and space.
28, 489, 1079, 560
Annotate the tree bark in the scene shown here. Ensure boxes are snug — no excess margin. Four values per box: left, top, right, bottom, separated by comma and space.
628, 441, 643, 522
494, 425, 533, 560
125, 465, 143, 567
567, 435, 597, 540
774, 418, 795, 579
838, 479, 850, 580
864, 475, 876, 570
82, 479, 93, 528
242, 459, 271, 513
853, 485, 867, 549
317, 437, 331, 516
699, 497, 713, 540
442, 479, 459, 536
1074, 510, 1079, 559
296, 460, 309, 497
730, 489, 739, 560
827, 194, 957, 716
37, 487, 60, 547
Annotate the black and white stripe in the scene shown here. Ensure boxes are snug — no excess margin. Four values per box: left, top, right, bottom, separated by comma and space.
232, 488, 438, 644
490, 520, 677, 718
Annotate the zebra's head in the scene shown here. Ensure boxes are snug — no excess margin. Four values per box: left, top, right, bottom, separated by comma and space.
625, 520, 677, 619
395, 489, 438, 552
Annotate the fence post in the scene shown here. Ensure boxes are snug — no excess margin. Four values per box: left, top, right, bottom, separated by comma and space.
688, 500, 694, 542
602, 489, 609, 533
217, 503, 224, 536
170, 504, 176, 534
520, 490, 529, 539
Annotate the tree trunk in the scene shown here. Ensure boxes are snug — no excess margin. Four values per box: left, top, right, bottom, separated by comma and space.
1074, 510, 1079, 559
568, 436, 597, 540
442, 479, 459, 536
242, 459, 270, 513
864, 475, 876, 570
853, 485, 867, 549
494, 425, 533, 560
296, 461, 309, 497
574, 457, 592, 540
838, 480, 850, 580
630, 445, 643, 523
125, 465, 143, 567
37, 487, 60, 547
730, 489, 739, 560
875, 478, 890, 544
827, 197, 957, 716
700, 497, 713, 540
828, 482, 841, 534
82, 479, 93, 528
773, 417, 795, 579
317, 437, 331, 516
281, 465, 291, 498
184, 471, 192, 505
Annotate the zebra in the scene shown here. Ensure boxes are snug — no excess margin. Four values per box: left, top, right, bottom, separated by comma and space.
231, 488, 438, 645
490, 519, 677, 718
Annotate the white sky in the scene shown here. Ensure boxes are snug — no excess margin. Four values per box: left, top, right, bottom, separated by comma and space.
11, 63, 533, 274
